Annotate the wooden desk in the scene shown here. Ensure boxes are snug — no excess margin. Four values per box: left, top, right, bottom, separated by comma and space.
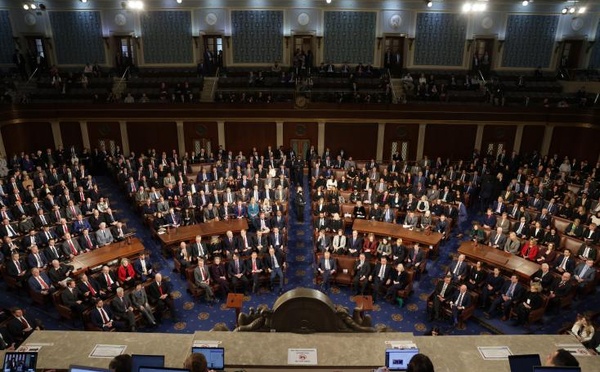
226, 293, 244, 326
71, 237, 145, 275
158, 219, 249, 248
458, 241, 540, 281
353, 295, 373, 312
352, 219, 443, 256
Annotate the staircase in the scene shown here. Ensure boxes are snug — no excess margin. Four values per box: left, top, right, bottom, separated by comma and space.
112, 77, 127, 99
390, 78, 406, 104
200, 77, 218, 102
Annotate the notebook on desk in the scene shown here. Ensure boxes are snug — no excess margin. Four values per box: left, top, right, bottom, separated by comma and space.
192, 347, 225, 372
508, 354, 542, 372
385, 348, 419, 371
2, 352, 38, 372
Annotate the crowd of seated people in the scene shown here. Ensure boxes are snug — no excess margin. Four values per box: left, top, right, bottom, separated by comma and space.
110, 145, 298, 297
0, 145, 175, 340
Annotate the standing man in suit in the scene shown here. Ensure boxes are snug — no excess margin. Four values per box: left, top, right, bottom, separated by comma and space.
352, 253, 371, 295
294, 187, 306, 222
264, 247, 285, 294
317, 251, 336, 292
111, 287, 137, 332
369, 256, 392, 303
430, 275, 456, 321
450, 284, 472, 327
485, 274, 524, 321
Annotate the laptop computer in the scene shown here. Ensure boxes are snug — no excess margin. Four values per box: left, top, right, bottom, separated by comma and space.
191, 347, 225, 371
2, 352, 38, 372
385, 348, 419, 371
532, 367, 581, 372
69, 366, 110, 372
508, 354, 542, 372
138, 368, 188, 372
131, 355, 165, 372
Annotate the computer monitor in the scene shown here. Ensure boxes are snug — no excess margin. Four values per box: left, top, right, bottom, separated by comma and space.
191, 347, 225, 370
131, 355, 165, 372
532, 367, 581, 372
69, 366, 110, 372
138, 368, 188, 372
508, 354, 542, 372
385, 348, 419, 371
2, 352, 38, 372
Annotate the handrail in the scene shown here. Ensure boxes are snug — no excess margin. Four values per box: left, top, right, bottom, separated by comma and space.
114, 66, 131, 93
477, 69, 486, 85
209, 68, 219, 101
388, 68, 398, 104
24, 68, 39, 86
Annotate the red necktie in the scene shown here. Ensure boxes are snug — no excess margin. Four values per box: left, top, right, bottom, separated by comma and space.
37, 276, 49, 289
158, 283, 164, 295
69, 240, 77, 255
105, 273, 112, 286
99, 308, 109, 323
87, 282, 96, 296
20, 317, 30, 328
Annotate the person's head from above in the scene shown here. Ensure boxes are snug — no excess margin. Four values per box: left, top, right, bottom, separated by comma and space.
184, 352, 208, 372
545, 348, 579, 367
407, 353, 435, 372
109, 354, 132, 372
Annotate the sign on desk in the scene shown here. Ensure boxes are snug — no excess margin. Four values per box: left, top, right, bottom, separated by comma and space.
287, 348, 318, 365
89, 344, 127, 358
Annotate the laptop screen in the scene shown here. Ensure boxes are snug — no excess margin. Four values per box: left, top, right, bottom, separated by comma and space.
69, 366, 110, 372
532, 368, 581, 372
2, 352, 37, 372
131, 355, 165, 372
191, 347, 225, 370
508, 354, 542, 372
138, 368, 188, 372
385, 349, 419, 371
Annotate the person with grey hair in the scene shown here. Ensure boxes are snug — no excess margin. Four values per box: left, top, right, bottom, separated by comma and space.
111, 287, 137, 332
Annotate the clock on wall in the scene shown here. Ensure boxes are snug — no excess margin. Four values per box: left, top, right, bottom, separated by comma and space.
205, 13, 218, 26
297, 13, 310, 26
114, 13, 127, 26
389, 14, 402, 29
24, 13, 36, 26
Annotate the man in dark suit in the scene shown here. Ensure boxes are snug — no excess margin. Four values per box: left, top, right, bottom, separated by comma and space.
61, 279, 86, 319
90, 299, 126, 331
78, 273, 105, 304
450, 284, 472, 327
111, 287, 137, 331
547, 272, 573, 314
317, 251, 336, 292
98, 265, 120, 293
447, 254, 467, 282
553, 249, 576, 274
582, 223, 599, 244
147, 273, 176, 321
264, 247, 285, 294
246, 251, 263, 293
133, 252, 153, 282
189, 235, 209, 262
480, 267, 505, 310
430, 275, 456, 321
512, 216, 530, 239
352, 253, 371, 295
485, 274, 524, 321
346, 230, 363, 257
369, 256, 392, 302
26, 246, 48, 269
6, 252, 28, 287
44, 239, 63, 262
405, 243, 425, 270
209, 256, 230, 298
531, 263, 554, 292
228, 253, 249, 294
8, 308, 42, 343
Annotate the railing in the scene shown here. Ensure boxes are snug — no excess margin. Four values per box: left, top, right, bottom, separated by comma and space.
387, 68, 398, 104
113, 66, 131, 94
25, 68, 39, 86
209, 67, 220, 101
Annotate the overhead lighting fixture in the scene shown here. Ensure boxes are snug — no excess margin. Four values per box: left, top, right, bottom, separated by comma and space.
462, 1, 487, 13
176, 0, 182, 3
125, 0, 144, 10
522, 0, 529, 6
80, 0, 87, 3
426, 1, 433, 7
23, 4, 29, 9
578, 6, 586, 13
326, 0, 332, 3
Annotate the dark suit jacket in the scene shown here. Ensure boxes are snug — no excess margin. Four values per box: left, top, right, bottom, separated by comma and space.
97, 271, 118, 290
147, 281, 170, 304
318, 257, 337, 272
61, 287, 81, 307
434, 280, 456, 300
452, 291, 472, 308
499, 281, 525, 302
111, 295, 133, 317
371, 263, 392, 282
90, 306, 115, 328
553, 254, 576, 273
263, 251, 285, 270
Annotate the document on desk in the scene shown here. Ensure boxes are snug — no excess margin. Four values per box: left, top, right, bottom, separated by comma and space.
288, 348, 318, 365
477, 346, 512, 360
385, 341, 418, 349
555, 344, 592, 356
89, 344, 127, 358
193, 340, 221, 348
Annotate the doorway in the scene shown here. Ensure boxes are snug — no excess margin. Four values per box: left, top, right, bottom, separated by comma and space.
472, 37, 494, 76
203, 35, 223, 74
24, 36, 49, 76
560, 40, 583, 69
113, 36, 135, 74
290, 139, 310, 160
292, 35, 314, 75
383, 36, 404, 76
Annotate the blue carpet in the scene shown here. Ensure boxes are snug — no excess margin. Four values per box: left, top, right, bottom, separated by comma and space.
1, 176, 597, 337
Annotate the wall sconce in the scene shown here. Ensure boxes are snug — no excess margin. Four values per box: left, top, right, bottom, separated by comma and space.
408, 37, 415, 51
192, 35, 200, 48
466, 39, 474, 52
377, 37, 383, 50
103, 37, 110, 48
586, 40, 595, 53
554, 40, 564, 54
224, 35, 230, 48
284, 35, 291, 48
316, 36, 323, 48
497, 39, 505, 52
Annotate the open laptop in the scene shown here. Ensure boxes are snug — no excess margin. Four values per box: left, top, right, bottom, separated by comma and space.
138, 368, 188, 372
2, 352, 37, 372
508, 354, 542, 372
385, 348, 419, 371
191, 347, 225, 371
131, 355, 165, 372
532, 367, 581, 372
70, 366, 110, 372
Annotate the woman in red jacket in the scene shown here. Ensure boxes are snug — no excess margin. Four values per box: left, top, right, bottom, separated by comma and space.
362, 233, 378, 260
117, 257, 136, 287
520, 238, 539, 261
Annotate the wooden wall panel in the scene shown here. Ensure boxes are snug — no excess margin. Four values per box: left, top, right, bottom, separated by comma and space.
182, 122, 218, 156
481, 125, 516, 155
224, 122, 277, 154
282, 122, 318, 152
59, 122, 83, 151
1, 122, 53, 156
87, 122, 122, 152
324, 123, 378, 161
126, 122, 178, 155
520, 125, 544, 157
424, 124, 477, 160
549, 126, 600, 161
382, 123, 419, 161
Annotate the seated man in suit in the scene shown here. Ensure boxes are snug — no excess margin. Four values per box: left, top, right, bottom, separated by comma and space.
47, 259, 73, 288
209, 256, 230, 299
430, 275, 456, 321
8, 307, 43, 343
512, 216, 531, 239
28, 267, 55, 295
503, 232, 521, 255
134, 252, 153, 282
450, 284, 472, 327
572, 259, 596, 294
553, 249, 576, 274
111, 287, 137, 332
479, 267, 505, 310
98, 265, 120, 293
369, 256, 392, 303
193, 259, 216, 304
264, 247, 286, 294
95, 222, 115, 247
44, 239, 64, 263
315, 229, 331, 253
78, 273, 106, 304
531, 263, 554, 292
485, 274, 524, 321
27, 245, 48, 270
488, 227, 506, 249
577, 241, 597, 262
404, 211, 419, 229
228, 253, 249, 294
405, 243, 425, 270
79, 228, 98, 251
91, 299, 127, 332
62, 232, 84, 259
147, 273, 176, 321
447, 254, 467, 282
246, 251, 263, 294
352, 253, 371, 295
547, 272, 572, 314
317, 250, 336, 292
346, 230, 363, 257
61, 279, 86, 319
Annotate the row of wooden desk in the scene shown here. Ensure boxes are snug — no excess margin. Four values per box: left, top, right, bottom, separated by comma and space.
458, 241, 540, 282
71, 237, 146, 275
157, 218, 249, 248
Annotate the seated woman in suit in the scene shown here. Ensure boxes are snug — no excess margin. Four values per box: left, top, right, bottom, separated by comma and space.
520, 238, 539, 261
362, 233, 378, 259
376, 237, 392, 259
536, 242, 557, 265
